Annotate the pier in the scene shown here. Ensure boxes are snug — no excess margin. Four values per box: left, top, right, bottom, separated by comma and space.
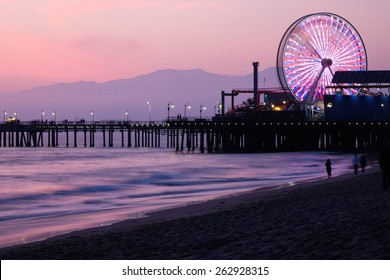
1, 120, 389, 152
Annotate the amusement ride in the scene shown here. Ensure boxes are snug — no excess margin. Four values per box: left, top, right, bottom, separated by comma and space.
225, 12, 368, 116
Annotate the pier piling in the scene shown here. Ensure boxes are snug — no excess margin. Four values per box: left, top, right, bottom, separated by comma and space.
0, 120, 388, 152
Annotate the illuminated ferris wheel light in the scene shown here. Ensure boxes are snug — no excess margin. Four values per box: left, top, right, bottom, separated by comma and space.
276, 13, 367, 108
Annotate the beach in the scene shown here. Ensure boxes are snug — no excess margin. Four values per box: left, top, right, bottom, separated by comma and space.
1, 167, 390, 260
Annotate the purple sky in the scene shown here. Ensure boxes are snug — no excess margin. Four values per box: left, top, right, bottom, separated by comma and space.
0, 0, 389, 93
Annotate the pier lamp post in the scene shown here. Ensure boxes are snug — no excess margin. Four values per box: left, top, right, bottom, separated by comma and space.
52, 110, 56, 123
214, 101, 221, 115
146, 101, 151, 122
3, 110, 7, 123
167, 102, 174, 120
184, 103, 191, 120
200, 103, 206, 119
41, 110, 45, 122
125, 110, 129, 123
381, 103, 385, 120
91, 110, 95, 124
14, 111, 17, 120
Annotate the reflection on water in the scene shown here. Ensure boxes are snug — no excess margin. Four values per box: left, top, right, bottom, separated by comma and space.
0, 147, 355, 247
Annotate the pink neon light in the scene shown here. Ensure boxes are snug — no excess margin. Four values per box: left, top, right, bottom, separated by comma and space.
280, 14, 367, 104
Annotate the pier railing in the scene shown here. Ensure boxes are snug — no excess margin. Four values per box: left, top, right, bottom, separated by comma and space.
1, 120, 389, 152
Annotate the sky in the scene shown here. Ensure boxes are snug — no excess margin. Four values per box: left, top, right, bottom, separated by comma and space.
0, 0, 389, 93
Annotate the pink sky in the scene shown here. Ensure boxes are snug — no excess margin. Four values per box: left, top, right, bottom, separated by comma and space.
0, 0, 389, 93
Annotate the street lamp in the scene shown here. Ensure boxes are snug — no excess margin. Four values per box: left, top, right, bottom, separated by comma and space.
381, 103, 385, 120
167, 102, 174, 120
3, 110, 7, 123
91, 110, 95, 124
184, 103, 191, 119
215, 101, 222, 115
200, 103, 206, 119
146, 101, 151, 122
41, 110, 45, 122
14, 111, 17, 120
125, 110, 129, 122
52, 110, 56, 123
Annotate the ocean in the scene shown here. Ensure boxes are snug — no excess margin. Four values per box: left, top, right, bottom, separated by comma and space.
0, 146, 356, 248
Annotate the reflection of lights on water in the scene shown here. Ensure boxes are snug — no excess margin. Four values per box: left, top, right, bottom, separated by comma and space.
279, 181, 296, 189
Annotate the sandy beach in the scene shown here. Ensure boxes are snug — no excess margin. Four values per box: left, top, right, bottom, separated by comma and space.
1, 166, 390, 260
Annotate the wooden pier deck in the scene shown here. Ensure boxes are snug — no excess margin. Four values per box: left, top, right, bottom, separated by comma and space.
0, 120, 389, 152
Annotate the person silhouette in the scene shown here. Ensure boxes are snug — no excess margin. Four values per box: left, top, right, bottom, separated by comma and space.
379, 146, 390, 189
325, 159, 332, 178
360, 155, 367, 174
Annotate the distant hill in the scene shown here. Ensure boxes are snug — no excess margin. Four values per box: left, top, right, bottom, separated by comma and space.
1, 67, 280, 121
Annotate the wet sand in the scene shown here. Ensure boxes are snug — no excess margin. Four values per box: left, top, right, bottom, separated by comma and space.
1, 167, 390, 260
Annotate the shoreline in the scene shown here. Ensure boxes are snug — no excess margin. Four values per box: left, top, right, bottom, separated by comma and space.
1, 166, 390, 259
0, 149, 359, 250
0, 168, 359, 248
0, 162, 355, 249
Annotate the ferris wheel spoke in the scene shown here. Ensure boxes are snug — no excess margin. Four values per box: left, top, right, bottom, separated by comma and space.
327, 66, 334, 77
306, 42, 322, 58
307, 67, 326, 104
292, 32, 322, 60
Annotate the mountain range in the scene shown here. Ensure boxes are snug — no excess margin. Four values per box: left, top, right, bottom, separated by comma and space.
1, 67, 280, 121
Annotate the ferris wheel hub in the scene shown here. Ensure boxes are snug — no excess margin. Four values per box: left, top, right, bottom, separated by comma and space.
321, 58, 333, 67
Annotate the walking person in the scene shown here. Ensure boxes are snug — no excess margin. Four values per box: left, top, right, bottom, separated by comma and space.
360, 155, 367, 174
352, 154, 359, 175
379, 145, 390, 189
325, 159, 332, 178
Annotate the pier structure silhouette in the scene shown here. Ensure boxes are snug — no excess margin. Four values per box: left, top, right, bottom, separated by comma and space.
0, 119, 388, 152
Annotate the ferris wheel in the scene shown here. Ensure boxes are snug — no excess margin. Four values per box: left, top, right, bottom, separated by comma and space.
276, 12, 367, 107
